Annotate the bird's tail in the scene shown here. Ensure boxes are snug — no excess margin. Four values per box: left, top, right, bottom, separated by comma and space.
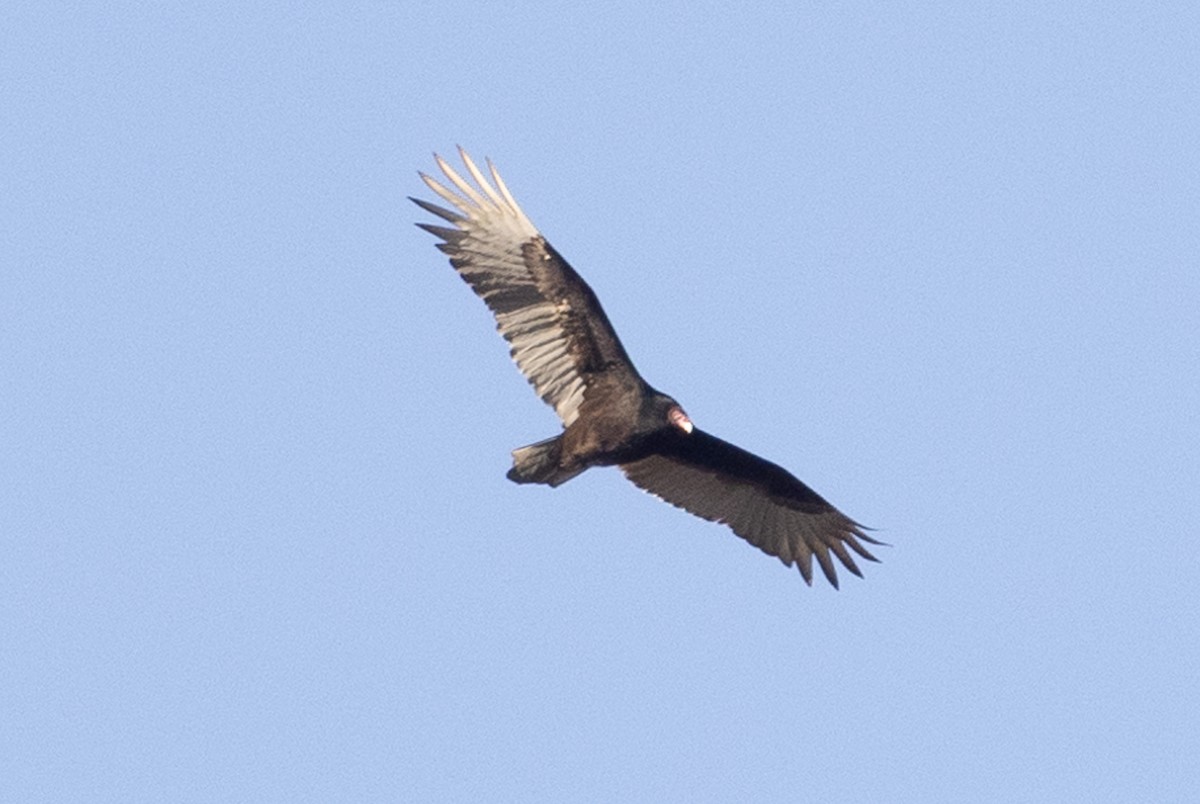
507, 436, 584, 487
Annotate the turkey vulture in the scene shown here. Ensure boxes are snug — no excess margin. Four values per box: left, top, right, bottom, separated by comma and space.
413, 149, 882, 587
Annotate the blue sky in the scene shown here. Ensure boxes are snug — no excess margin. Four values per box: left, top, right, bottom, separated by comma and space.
4, 3, 1199, 802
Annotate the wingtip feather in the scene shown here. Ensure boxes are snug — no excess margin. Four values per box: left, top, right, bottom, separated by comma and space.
814, 548, 840, 589
434, 151, 490, 209
411, 195, 464, 223
830, 541, 864, 579
797, 553, 815, 585
459, 147, 507, 208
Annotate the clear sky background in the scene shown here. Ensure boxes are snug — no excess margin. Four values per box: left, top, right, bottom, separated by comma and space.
4, 4, 1198, 802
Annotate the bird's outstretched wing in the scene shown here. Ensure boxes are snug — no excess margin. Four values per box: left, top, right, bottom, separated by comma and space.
412, 149, 638, 426
622, 429, 882, 587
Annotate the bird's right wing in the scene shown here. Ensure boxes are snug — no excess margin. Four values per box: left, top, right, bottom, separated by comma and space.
621, 429, 882, 587
413, 149, 638, 427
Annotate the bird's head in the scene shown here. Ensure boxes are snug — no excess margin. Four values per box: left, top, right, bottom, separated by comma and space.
642, 389, 694, 435
668, 404, 693, 434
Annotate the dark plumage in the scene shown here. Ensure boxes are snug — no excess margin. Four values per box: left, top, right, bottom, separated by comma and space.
413, 149, 882, 587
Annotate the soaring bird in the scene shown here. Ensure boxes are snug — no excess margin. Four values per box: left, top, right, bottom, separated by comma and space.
413, 149, 881, 587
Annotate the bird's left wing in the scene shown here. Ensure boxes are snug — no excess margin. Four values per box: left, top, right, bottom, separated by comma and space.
621, 430, 881, 587
412, 149, 638, 427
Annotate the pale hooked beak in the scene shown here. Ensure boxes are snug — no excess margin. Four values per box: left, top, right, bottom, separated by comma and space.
669, 406, 694, 434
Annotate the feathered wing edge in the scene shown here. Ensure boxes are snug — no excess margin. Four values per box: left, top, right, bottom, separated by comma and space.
415, 149, 538, 240
621, 437, 882, 588
411, 148, 592, 425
